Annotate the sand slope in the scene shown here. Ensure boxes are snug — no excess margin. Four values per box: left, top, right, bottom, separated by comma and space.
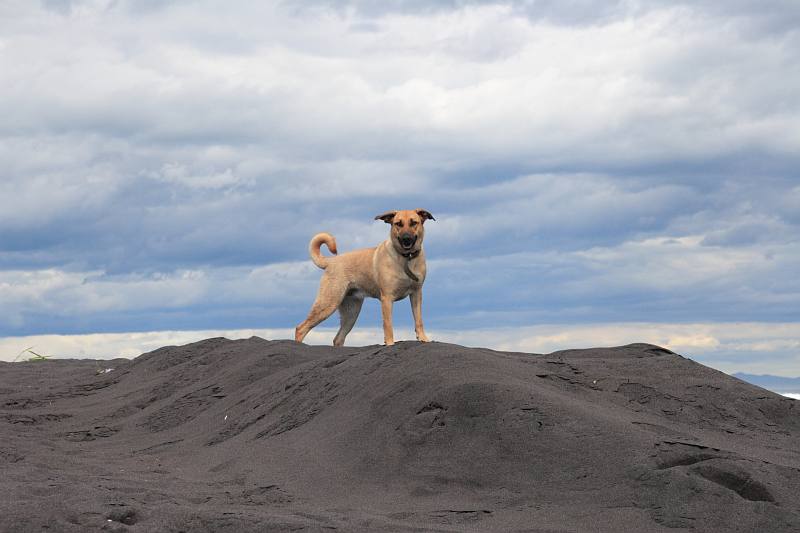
1, 338, 799, 532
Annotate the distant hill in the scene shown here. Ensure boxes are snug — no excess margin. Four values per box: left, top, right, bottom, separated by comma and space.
734, 372, 800, 394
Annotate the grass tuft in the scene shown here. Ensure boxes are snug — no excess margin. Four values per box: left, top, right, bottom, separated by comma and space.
13, 347, 51, 362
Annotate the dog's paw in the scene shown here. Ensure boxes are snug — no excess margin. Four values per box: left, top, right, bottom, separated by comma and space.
416, 333, 430, 342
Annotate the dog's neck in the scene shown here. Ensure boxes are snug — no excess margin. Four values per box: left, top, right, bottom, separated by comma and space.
399, 248, 421, 282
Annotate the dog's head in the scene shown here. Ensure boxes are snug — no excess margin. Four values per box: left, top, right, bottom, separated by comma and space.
375, 209, 435, 255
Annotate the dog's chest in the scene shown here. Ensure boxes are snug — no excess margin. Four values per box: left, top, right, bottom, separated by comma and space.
388, 264, 424, 300
391, 278, 415, 301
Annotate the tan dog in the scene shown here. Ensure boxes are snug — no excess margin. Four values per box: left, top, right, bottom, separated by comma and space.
295, 209, 435, 346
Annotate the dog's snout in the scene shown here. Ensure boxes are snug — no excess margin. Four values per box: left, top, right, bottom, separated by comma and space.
399, 233, 416, 247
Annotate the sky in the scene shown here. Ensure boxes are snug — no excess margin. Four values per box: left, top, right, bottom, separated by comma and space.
1, 0, 799, 375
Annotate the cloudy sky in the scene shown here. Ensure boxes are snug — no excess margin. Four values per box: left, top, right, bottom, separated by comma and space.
1, 0, 799, 374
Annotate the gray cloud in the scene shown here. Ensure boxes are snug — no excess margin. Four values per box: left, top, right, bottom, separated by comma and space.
289, 0, 800, 37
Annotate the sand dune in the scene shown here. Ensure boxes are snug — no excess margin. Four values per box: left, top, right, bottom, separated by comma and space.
1, 338, 799, 532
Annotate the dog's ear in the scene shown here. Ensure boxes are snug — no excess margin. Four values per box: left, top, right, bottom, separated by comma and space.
375, 211, 397, 224
416, 209, 435, 222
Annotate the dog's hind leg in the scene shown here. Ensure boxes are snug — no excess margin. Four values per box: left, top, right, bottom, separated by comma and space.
333, 293, 364, 346
295, 275, 347, 343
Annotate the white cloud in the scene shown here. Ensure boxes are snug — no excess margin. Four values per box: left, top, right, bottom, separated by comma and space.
3, 2, 798, 167
571, 234, 800, 302
0, 263, 319, 327
153, 163, 247, 190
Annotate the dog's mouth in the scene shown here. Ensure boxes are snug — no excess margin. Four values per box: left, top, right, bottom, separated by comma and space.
399, 235, 417, 251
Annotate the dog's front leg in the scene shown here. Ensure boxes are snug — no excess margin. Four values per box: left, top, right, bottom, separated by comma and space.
380, 293, 394, 346
410, 288, 429, 342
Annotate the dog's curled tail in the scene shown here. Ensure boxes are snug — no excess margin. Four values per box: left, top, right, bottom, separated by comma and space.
309, 232, 337, 269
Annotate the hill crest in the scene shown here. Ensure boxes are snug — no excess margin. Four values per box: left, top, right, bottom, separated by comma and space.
1, 338, 798, 532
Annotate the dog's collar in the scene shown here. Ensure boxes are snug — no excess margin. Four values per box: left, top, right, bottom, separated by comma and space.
400, 249, 421, 282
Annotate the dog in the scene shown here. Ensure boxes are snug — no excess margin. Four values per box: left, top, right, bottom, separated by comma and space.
295, 209, 435, 346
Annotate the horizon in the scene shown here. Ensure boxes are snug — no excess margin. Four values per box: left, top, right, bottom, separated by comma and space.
1, 1, 798, 377
2, 323, 799, 379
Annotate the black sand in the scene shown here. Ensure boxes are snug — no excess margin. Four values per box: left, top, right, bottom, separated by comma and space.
1, 338, 799, 532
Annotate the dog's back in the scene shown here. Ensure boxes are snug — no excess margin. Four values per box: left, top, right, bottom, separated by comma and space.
308, 234, 381, 297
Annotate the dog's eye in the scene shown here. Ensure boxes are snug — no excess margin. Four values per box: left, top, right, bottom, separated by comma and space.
410, 220, 418, 227
395, 221, 403, 228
